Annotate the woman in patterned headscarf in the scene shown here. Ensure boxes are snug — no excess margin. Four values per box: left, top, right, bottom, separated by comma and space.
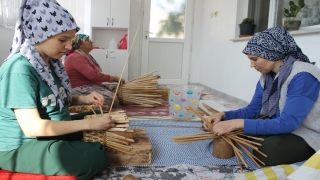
64, 34, 125, 105
204, 27, 320, 166
0, 0, 114, 179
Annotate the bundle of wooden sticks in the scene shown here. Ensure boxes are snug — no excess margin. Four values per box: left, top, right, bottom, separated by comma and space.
172, 106, 267, 169
117, 71, 168, 107
82, 107, 135, 155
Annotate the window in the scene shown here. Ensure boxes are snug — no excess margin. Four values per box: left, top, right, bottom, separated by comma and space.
149, 0, 186, 39
248, 0, 320, 33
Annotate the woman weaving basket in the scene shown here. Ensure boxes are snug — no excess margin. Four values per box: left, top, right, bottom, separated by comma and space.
0, 0, 115, 179
204, 27, 320, 166
64, 34, 125, 105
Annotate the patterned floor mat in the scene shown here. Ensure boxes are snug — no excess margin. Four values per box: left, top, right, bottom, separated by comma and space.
95, 164, 252, 180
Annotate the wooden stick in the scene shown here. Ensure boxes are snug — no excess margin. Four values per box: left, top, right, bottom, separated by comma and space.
90, 107, 96, 115
228, 136, 259, 150
198, 106, 213, 116
188, 106, 213, 129
237, 143, 265, 167
234, 150, 243, 171
107, 137, 130, 145
107, 145, 135, 155
108, 11, 144, 114
237, 134, 265, 141
229, 134, 262, 146
107, 132, 135, 142
221, 136, 242, 154
126, 70, 157, 83
202, 103, 220, 114
99, 105, 104, 115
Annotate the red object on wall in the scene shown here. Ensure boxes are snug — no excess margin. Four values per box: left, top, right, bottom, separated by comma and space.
0, 169, 81, 180
118, 34, 127, 49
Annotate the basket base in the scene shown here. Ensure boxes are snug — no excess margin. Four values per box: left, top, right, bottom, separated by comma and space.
106, 129, 152, 166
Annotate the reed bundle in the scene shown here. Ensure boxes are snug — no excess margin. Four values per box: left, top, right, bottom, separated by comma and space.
116, 71, 168, 107
83, 106, 135, 154
172, 106, 267, 169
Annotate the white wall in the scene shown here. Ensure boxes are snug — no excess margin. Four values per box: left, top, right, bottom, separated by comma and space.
128, 0, 143, 80
190, 0, 320, 103
0, 26, 14, 63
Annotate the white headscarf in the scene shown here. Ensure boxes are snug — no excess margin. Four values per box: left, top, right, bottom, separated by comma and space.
5, 0, 80, 110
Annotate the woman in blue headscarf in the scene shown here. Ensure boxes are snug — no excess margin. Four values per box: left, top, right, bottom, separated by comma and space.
204, 27, 320, 166
0, 0, 114, 179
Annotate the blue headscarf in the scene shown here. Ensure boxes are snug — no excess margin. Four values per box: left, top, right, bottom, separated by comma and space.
5, 0, 80, 110
243, 27, 311, 117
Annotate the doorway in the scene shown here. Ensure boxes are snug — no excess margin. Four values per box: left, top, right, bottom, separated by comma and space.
141, 0, 194, 85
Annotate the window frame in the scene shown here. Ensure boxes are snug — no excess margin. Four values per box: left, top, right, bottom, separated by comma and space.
268, 0, 320, 30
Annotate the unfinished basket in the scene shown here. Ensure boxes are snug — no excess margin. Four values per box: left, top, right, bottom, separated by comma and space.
83, 110, 135, 154
172, 106, 267, 169
117, 71, 168, 107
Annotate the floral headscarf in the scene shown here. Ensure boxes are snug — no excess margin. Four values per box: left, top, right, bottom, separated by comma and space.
243, 27, 311, 117
66, 33, 101, 70
66, 33, 89, 56
5, 0, 80, 110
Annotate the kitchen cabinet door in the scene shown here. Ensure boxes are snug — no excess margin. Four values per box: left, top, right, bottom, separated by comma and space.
108, 50, 128, 81
91, 0, 130, 28
110, 0, 130, 28
90, 49, 110, 74
91, 0, 111, 27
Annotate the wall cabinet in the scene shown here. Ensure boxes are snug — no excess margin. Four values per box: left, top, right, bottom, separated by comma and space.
91, 0, 130, 28
89, 0, 130, 81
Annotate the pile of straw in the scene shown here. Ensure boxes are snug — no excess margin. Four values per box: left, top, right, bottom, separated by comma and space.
117, 71, 167, 107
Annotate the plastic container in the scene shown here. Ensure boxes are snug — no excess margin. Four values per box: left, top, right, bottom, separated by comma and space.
109, 38, 117, 50
118, 34, 127, 49
167, 85, 204, 119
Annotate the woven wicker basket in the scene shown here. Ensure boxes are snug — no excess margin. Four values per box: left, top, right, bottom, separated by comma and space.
83, 129, 109, 147
82, 113, 132, 148
116, 71, 168, 107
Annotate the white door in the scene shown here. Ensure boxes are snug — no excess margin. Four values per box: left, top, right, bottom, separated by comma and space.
141, 0, 193, 85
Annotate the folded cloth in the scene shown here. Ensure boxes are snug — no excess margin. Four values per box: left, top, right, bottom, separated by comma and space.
286, 149, 320, 180
234, 165, 299, 180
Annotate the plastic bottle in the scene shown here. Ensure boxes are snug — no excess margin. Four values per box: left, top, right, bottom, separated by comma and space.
109, 38, 117, 50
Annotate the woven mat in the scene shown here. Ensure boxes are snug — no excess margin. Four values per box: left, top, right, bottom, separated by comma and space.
129, 120, 258, 169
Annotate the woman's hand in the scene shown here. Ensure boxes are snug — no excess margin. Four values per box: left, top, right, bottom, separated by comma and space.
82, 91, 104, 105
87, 114, 115, 130
211, 119, 244, 136
203, 112, 225, 130
110, 75, 125, 84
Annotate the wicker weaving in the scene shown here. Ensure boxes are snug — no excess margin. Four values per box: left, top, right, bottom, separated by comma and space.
83, 110, 135, 154
117, 71, 168, 107
68, 105, 110, 113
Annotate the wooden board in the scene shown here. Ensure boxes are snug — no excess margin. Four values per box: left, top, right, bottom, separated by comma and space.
106, 129, 152, 166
